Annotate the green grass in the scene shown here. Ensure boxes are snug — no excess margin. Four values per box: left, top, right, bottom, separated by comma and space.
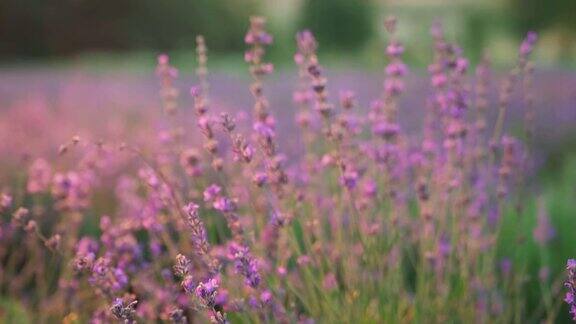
495, 150, 576, 322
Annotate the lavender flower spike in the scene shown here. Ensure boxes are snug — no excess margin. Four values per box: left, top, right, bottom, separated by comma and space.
183, 202, 210, 255
229, 242, 261, 289
110, 298, 138, 324
565, 259, 576, 320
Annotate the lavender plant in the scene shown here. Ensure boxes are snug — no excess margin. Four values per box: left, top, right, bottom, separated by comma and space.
0, 15, 572, 323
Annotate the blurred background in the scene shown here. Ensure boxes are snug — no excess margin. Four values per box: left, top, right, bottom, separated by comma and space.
1, 0, 575, 70
0, 0, 575, 161
0, 0, 574, 162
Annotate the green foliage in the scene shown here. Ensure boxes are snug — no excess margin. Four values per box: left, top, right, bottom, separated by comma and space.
495, 151, 576, 323
297, 0, 375, 51
0, 0, 259, 58
0, 297, 31, 324
509, 0, 576, 32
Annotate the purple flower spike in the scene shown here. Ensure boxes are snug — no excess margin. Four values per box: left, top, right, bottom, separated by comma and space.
229, 243, 261, 289
195, 277, 220, 307
565, 259, 576, 320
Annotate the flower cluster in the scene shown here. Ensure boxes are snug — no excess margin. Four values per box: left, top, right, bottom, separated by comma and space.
1, 15, 565, 324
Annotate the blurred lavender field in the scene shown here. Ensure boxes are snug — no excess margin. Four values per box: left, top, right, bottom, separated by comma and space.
0, 70, 576, 162
2, 14, 576, 321
4, 0, 576, 321
2, 68, 575, 168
